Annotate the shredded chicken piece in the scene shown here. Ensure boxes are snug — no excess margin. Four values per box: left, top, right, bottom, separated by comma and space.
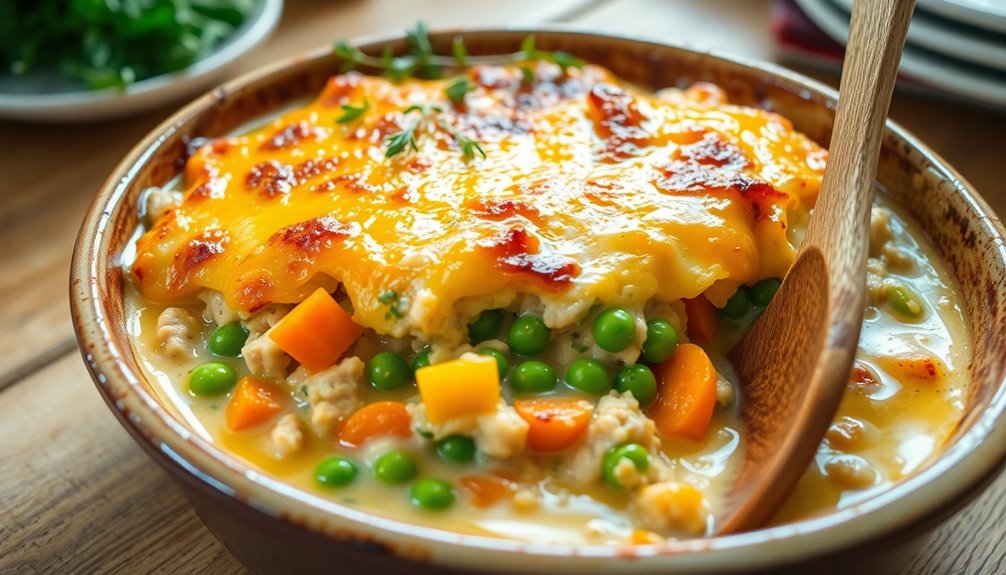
563, 391, 667, 485
242, 329, 291, 380
287, 357, 366, 437
198, 290, 239, 326
270, 414, 304, 458
155, 307, 200, 360
633, 482, 709, 536
408, 400, 529, 459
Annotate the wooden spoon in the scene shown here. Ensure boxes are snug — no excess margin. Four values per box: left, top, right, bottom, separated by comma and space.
716, 0, 916, 534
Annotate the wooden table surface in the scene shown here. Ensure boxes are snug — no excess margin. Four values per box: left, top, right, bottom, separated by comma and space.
2, 1, 1004, 573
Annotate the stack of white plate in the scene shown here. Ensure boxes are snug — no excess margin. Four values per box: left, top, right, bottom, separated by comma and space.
794, 0, 1006, 107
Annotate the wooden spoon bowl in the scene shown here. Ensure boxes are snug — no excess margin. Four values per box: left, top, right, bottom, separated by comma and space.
719, 0, 917, 532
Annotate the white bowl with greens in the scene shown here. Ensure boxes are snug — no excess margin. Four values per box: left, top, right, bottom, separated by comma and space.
0, 0, 282, 122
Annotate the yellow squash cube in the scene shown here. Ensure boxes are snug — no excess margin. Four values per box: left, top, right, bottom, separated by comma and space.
415, 355, 500, 424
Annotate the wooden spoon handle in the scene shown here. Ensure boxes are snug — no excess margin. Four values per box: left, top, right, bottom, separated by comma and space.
804, 0, 915, 278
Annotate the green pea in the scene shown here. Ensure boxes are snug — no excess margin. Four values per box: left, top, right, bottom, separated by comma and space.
410, 478, 456, 510
208, 322, 249, 357
592, 307, 637, 353
188, 362, 237, 397
468, 309, 504, 344
750, 278, 782, 308
614, 364, 657, 407
368, 352, 411, 390
372, 450, 417, 484
601, 443, 650, 489
436, 435, 476, 463
888, 286, 923, 317
641, 319, 678, 363
412, 347, 432, 373
719, 288, 751, 320
507, 314, 551, 356
314, 456, 358, 487
477, 347, 509, 380
510, 360, 557, 394
565, 358, 611, 395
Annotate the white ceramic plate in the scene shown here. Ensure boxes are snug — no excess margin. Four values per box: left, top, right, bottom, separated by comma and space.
916, 0, 1006, 33
795, 0, 1006, 108
0, 0, 283, 123
833, 0, 1006, 71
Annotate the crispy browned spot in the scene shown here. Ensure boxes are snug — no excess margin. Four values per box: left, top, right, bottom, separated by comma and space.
187, 177, 226, 203
470, 198, 541, 222
269, 215, 359, 255
234, 271, 275, 312
168, 229, 228, 291
321, 71, 363, 108
483, 226, 579, 290
677, 132, 750, 170
294, 157, 341, 181
245, 160, 296, 198
260, 121, 324, 152
586, 82, 650, 162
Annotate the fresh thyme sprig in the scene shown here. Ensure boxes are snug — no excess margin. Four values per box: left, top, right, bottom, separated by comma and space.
384, 103, 484, 161
335, 99, 370, 124
334, 22, 584, 81
335, 23, 584, 162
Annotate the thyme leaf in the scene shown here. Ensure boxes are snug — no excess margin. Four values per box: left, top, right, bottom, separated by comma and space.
445, 77, 474, 105
335, 99, 370, 124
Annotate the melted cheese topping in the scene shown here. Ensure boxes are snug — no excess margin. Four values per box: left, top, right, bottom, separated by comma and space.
133, 63, 826, 341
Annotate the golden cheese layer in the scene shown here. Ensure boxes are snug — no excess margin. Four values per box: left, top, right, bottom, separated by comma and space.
133, 63, 826, 340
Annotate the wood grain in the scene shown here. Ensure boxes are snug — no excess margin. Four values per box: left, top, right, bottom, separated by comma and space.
0, 354, 247, 574
3, 0, 1005, 573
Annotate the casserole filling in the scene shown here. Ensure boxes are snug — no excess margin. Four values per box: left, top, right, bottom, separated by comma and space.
124, 62, 970, 543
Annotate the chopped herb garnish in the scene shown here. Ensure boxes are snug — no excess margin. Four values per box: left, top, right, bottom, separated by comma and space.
452, 36, 468, 67
297, 385, 308, 398
519, 65, 535, 85
336, 99, 370, 124
385, 103, 482, 161
385, 123, 419, 158
445, 77, 474, 105
333, 24, 585, 80
377, 289, 408, 319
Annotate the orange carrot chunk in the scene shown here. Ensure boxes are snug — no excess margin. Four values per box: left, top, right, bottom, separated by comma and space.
513, 397, 594, 453
458, 474, 518, 508
225, 377, 283, 432
338, 401, 412, 447
683, 296, 718, 343
269, 288, 362, 372
649, 343, 717, 441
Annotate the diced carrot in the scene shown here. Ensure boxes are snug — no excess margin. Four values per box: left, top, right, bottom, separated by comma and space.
683, 296, 718, 343
268, 288, 362, 372
649, 343, 718, 441
630, 529, 662, 545
513, 397, 594, 452
415, 356, 500, 424
876, 353, 944, 382
225, 377, 283, 432
338, 401, 412, 447
458, 474, 518, 508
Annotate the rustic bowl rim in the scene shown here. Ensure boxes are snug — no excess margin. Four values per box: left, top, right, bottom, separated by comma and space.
70, 26, 1006, 573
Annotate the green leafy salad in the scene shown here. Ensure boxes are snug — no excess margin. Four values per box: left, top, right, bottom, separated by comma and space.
1, 0, 259, 90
